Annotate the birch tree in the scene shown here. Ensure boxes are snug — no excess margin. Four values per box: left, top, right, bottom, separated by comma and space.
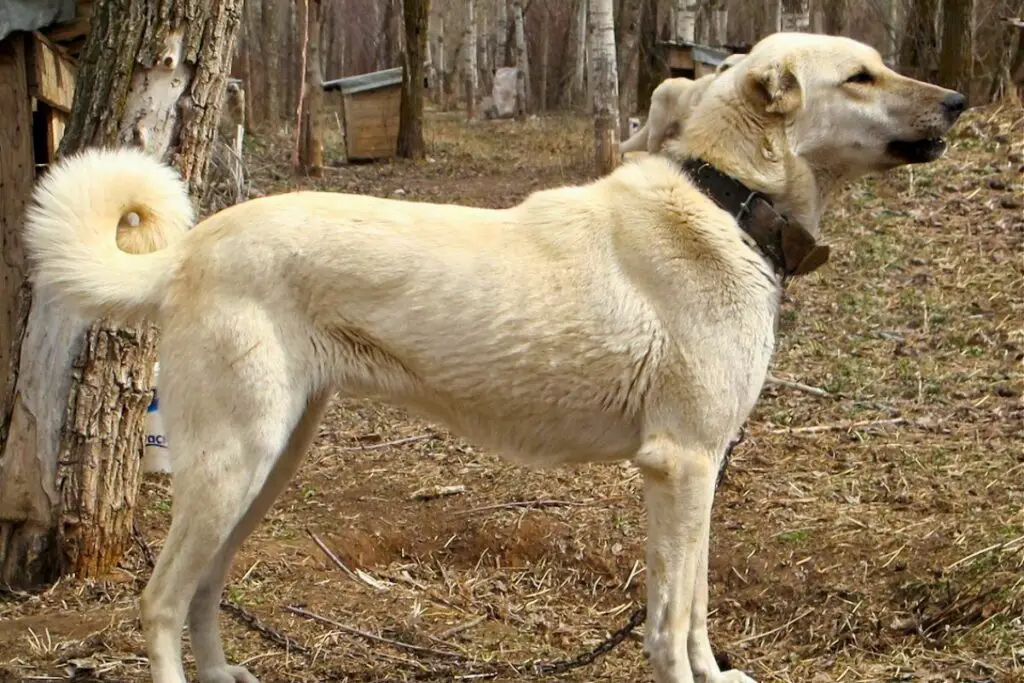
513, 0, 530, 118
297, 0, 324, 176
588, 0, 620, 174
464, 0, 478, 119
574, 0, 588, 107
0, 0, 242, 585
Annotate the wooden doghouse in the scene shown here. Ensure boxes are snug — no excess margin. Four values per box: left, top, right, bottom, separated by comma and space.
659, 40, 741, 80
323, 66, 404, 161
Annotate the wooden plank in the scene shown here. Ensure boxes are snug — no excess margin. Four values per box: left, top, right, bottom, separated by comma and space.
0, 35, 38, 520
27, 32, 76, 113
46, 109, 68, 162
41, 0, 94, 45
694, 62, 715, 78
666, 46, 694, 71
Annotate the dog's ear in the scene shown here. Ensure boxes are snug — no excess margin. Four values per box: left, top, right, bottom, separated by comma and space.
744, 60, 802, 115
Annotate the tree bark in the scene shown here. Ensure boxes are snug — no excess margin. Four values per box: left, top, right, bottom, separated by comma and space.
513, 0, 530, 119
637, 0, 665, 112
615, 0, 643, 135
938, 0, 974, 98
589, 0, 620, 175
574, 0, 588, 108
398, 0, 430, 158
781, 0, 810, 31
463, 0, 478, 119
298, 0, 324, 175
436, 15, 447, 108
674, 0, 696, 42
900, 0, 940, 77
262, 0, 285, 128
496, 0, 509, 68
0, 0, 243, 587
991, 14, 1024, 101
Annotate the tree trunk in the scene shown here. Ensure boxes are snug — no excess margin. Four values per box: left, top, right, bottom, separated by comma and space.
637, 0, 665, 112
616, 0, 643, 135
938, 0, 974, 98
496, 0, 509, 68
298, 0, 324, 175
262, 0, 285, 129
900, 0, 940, 78
589, 0, 620, 175
674, 1, 696, 42
540, 6, 549, 111
0, 0, 242, 587
822, 0, 846, 34
990, 14, 1024, 101
574, 0, 588, 108
768, 0, 782, 33
463, 0, 478, 119
513, 0, 530, 119
436, 15, 447, 108
781, 0, 810, 32
710, 0, 728, 46
398, 0, 430, 158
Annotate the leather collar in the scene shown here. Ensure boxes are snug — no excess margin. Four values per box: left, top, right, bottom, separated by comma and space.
678, 158, 830, 280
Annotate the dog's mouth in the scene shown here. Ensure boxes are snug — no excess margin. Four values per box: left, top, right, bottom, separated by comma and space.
886, 137, 948, 164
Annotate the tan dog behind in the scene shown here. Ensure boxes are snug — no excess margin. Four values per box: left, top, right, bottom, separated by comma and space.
620, 53, 745, 155
23, 33, 965, 683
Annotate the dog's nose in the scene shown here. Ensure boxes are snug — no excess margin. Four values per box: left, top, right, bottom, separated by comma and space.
942, 92, 967, 120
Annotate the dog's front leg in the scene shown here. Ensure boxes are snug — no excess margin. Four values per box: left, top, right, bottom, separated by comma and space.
635, 437, 717, 683
686, 481, 757, 683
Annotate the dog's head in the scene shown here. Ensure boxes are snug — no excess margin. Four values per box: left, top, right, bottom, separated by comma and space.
735, 33, 965, 175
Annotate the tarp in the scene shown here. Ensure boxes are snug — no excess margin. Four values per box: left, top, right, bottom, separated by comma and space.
0, 0, 75, 43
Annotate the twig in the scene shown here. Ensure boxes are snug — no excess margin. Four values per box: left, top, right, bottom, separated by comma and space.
731, 607, 815, 645
770, 417, 911, 434
453, 499, 591, 516
945, 534, 1024, 571
284, 605, 464, 659
339, 433, 436, 452
765, 374, 831, 397
411, 484, 467, 501
305, 528, 381, 590
433, 614, 487, 641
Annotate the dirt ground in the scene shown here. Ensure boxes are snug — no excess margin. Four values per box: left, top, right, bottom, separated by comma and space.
1, 106, 1022, 683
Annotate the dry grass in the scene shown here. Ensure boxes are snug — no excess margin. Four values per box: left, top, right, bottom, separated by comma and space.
1, 105, 1022, 683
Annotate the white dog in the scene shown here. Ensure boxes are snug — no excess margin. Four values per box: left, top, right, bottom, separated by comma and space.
620, 53, 746, 155
23, 32, 965, 683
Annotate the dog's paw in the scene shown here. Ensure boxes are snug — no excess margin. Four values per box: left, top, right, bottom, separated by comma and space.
198, 665, 260, 683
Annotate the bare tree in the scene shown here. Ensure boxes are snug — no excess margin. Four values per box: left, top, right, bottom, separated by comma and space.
900, 0, 941, 77
297, 0, 325, 175
638, 0, 666, 112
616, 0, 644, 133
513, 0, 530, 118
464, 0, 479, 118
990, 14, 1024, 100
782, 0, 811, 31
938, 0, 975, 98
675, 0, 697, 41
589, 0, 620, 174
574, 0, 588, 106
0, 0, 242, 586
497, 0, 509, 66
399, 0, 431, 158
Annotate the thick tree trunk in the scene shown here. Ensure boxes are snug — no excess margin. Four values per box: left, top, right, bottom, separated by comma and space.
938, 0, 974, 98
463, 0, 478, 119
589, 0, 620, 175
637, 0, 665, 112
298, 0, 324, 175
0, 0, 242, 587
513, 0, 530, 119
900, 0, 940, 78
262, 0, 285, 129
398, 0, 430, 158
615, 0, 643, 135
768, 0, 782, 33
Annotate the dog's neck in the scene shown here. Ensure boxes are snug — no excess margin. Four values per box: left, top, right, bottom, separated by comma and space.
676, 158, 830, 280
673, 86, 837, 238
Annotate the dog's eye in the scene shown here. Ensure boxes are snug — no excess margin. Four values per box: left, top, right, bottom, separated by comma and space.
845, 70, 874, 85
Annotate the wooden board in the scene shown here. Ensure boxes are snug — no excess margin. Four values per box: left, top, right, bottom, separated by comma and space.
694, 61, 716, 79
344, 85, 402, 160
666, 46, 695, 72
46, 109, 68, 161
27, 32, 76, 113
0, 35, 37, 515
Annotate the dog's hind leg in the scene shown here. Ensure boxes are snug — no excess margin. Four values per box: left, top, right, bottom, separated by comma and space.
187, 391, 332, 683
139, 344, 315, 683
634, 436, 718, 683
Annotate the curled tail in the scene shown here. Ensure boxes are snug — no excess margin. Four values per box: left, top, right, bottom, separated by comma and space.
23, 147, 194, 322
